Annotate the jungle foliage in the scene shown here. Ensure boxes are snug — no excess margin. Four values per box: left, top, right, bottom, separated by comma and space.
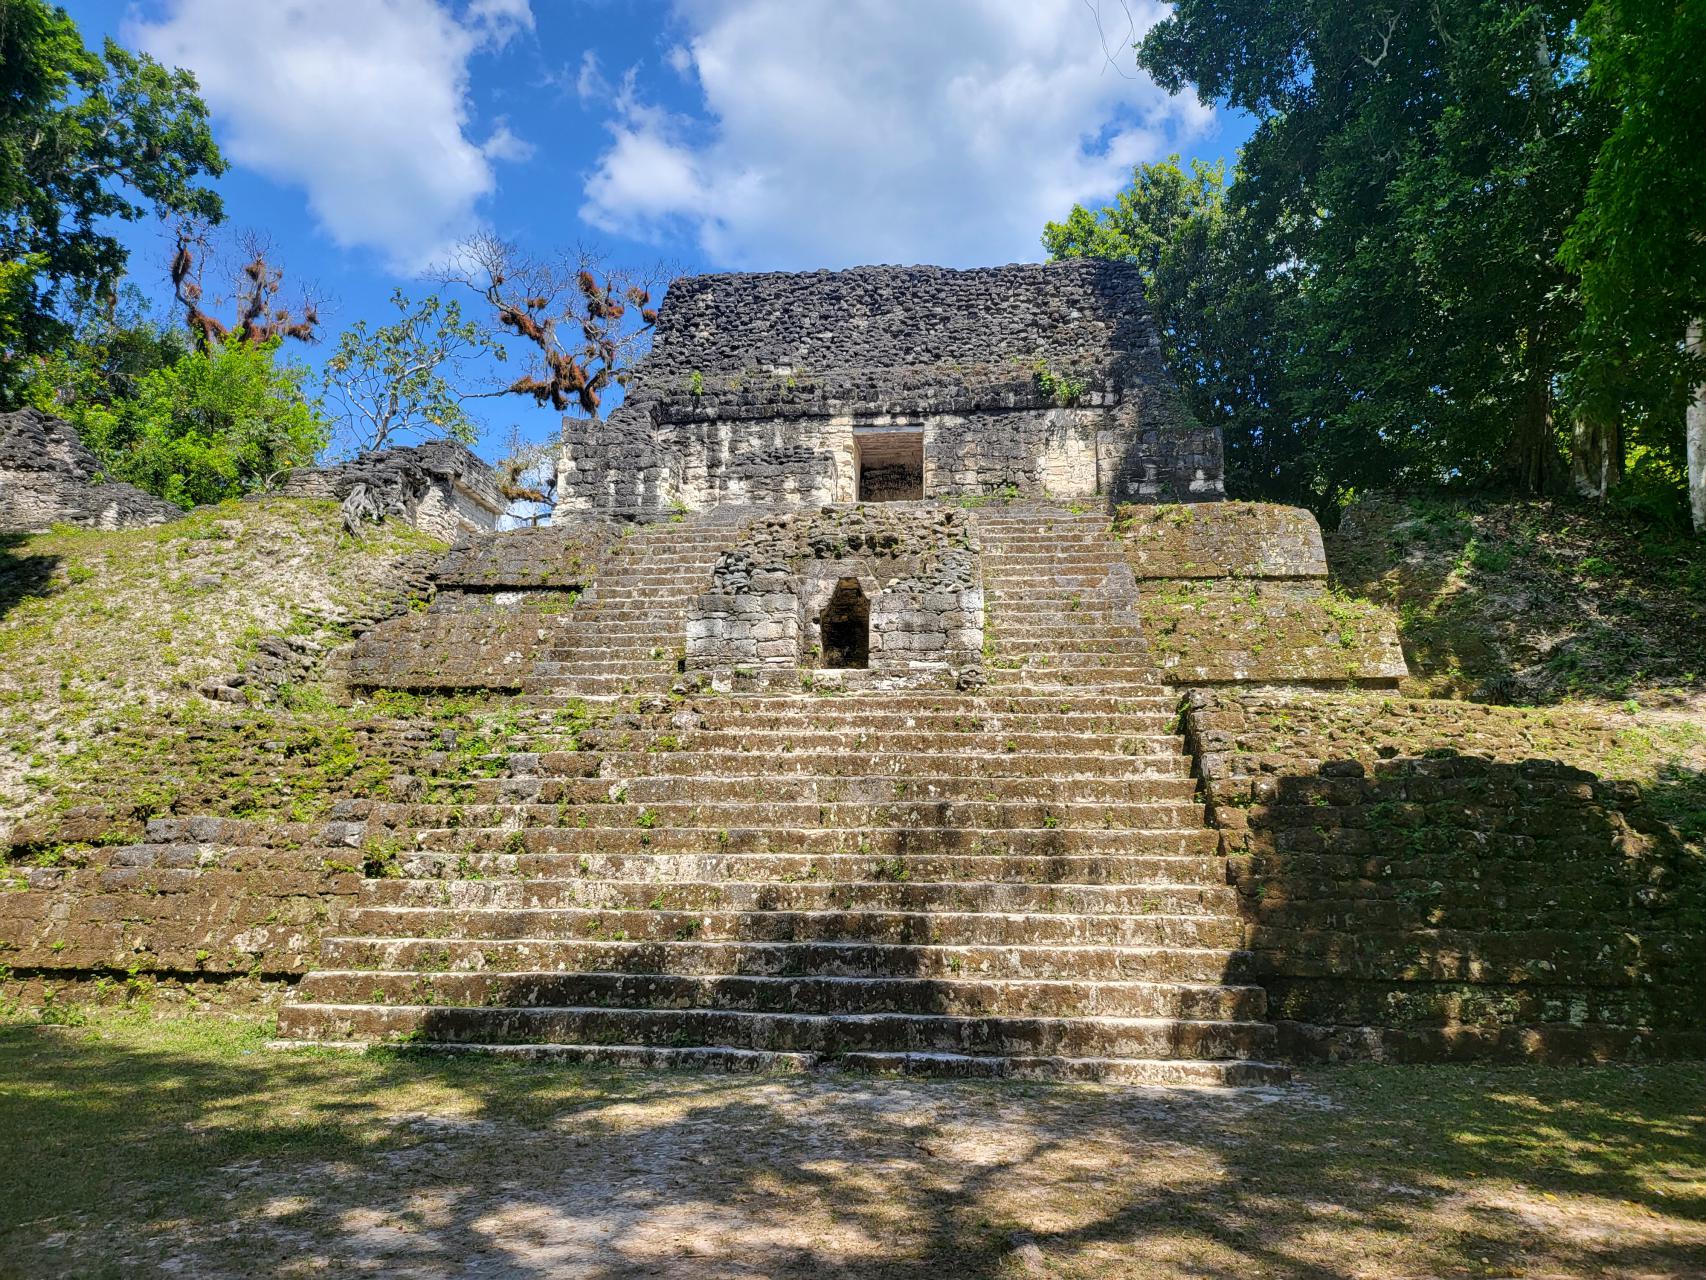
1047, 1, 1705, 526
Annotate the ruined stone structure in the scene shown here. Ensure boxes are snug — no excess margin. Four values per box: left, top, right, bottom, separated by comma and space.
0, 407, 184, 533
278, 440, 505, 541
9, 260, 1700, 1082
686, 505, 983, 688
558, 261, 1221, 514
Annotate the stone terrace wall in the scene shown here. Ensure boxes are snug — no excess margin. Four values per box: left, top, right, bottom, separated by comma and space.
0, 715, 459, 1003
1182, 688, 1706, 1062
1117, 503, 1406, 687
560, 261, 1221, 514
345, 522, 616, 692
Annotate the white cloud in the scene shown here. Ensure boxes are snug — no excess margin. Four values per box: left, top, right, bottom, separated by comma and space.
579, 0, 1213, 269
482, 119, 535, 163
574, 50, 610, 104
129, 0, 535, 271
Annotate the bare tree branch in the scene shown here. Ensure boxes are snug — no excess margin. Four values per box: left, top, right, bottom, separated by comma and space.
1361, 12, 1400, 69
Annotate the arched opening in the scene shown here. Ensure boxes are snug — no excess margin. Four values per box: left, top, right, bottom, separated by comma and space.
819, 578, 870, 669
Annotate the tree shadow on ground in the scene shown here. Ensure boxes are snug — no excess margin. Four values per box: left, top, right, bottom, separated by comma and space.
1, 1022, 1702, 1278
0, 532, 59, 623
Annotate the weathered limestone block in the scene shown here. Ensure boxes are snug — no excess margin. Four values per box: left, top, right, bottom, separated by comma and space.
0, 407, 183, 532
1116, 501, 1405, 687
345, 522, 614, 691
277, 440, 505, 541
1179, 687, 1706, 1062
1116, 502, 1327, 579
686, 505, 982, 683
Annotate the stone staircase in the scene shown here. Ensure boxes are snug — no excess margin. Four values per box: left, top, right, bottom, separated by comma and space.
276, 503, 1287, 1085
975, 505, 1151, 689
523, 519, 747, 698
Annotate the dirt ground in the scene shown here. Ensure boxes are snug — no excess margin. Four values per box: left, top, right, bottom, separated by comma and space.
1, 1015, 1702, 1278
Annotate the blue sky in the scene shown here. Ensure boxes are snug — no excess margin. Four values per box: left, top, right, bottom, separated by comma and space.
64, 0, 1252, 459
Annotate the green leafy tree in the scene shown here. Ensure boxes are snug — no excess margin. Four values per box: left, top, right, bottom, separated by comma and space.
321, 290, 502, 455
30, 333, 326, 508
1134, 1, 1610, 506
1044, 155, 1227, 289
0, 0, 224, 401
23, 285, 188, 417
1046, 156, 1339, 510
1559, 0, 1706, 529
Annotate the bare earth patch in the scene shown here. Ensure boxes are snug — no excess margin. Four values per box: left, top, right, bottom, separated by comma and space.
1, 1015, 1701, 1278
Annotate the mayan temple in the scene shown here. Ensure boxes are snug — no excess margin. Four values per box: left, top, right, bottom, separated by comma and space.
251, 260, 1412, 1084
15, 262, 1697, 1087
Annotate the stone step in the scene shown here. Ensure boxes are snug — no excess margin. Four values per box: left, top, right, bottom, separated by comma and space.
275, 1002, 1278, 1063
296, 970, 1268, 1020
534, 660, 680, 677
984, 668, 1159, 688
272, 1041, 1288, 1087
408, 774, 1200, 806
591, 729, 1176, 754
394, 850, 1226, 885
525, 675, 679, 695
361, 878, 1239, 916
663, 692, 1180, 713
636, 706, 1177, 730
413, 825, 1223, 857
533, 691, 1180, 715
583, 750, 1191, 780
341, 905, 1245, 948
987, 629, 1145, 644
983, 654, 1150, 671
318, 936, 1254, 982
355, 798, 1209, 831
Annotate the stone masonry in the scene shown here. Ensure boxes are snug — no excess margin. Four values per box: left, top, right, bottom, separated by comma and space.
278, 440, 506, 541
0, 407, 184, 533
686, 504, 983, 688
557, 261, 1222, 515
12, 258, 1695, 1080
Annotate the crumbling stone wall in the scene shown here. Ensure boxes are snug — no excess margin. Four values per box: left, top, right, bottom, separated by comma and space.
0, 407, 183, 533
687, 505, 983, 686
346, 522, 616, 691
1182, 687, 1706, 1062
278, 440, 505, 541
1116, 502, 1406, 686
560, 261, 1221, 514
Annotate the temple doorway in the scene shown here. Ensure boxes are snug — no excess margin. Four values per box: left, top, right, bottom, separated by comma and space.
854, 429, 924, 502
820, 578, 871, 668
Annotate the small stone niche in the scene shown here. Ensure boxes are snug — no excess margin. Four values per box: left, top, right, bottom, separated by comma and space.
686, 506, 982, 688
855, 429, 924, 502
819, 578, 871, 668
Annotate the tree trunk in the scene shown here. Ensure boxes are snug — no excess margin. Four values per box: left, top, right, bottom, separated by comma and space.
1570, 405, 1623, 501
1505, 368, 1566, 494
1688, 319, 1705, 535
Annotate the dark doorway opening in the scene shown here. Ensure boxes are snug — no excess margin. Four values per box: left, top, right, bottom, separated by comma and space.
820, 578, 870, 668
855, 430, 924, 502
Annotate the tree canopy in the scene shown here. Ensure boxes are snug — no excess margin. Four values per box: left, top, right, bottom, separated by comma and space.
1050, 3, 1705, 526
0, 0, 224, 402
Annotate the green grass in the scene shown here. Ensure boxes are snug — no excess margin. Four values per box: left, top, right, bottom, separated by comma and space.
0, 1012, 1702, 1278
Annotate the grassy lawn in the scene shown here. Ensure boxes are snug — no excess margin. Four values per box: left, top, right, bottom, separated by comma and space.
0, 1013, 1701, 1278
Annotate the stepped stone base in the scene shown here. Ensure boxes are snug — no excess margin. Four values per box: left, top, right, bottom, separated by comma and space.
269, 502, 1293, 1085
